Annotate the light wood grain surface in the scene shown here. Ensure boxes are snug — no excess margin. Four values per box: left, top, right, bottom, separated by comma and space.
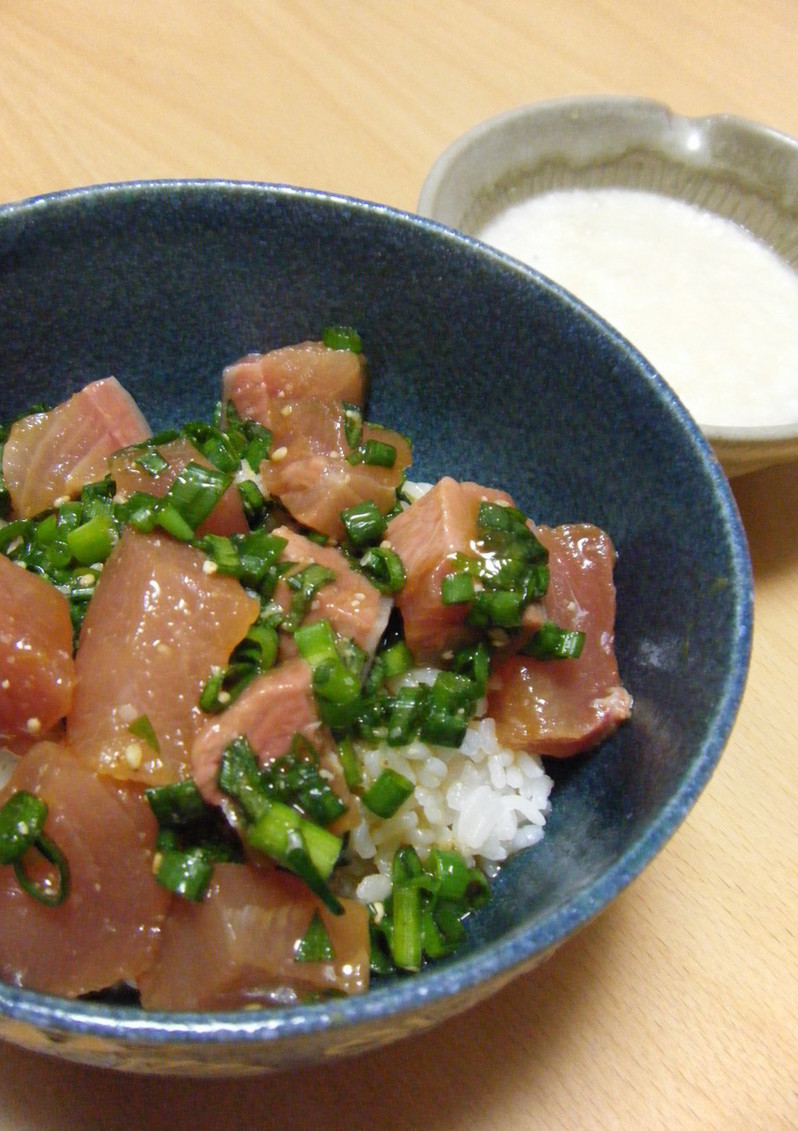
1, 3, 796, 1128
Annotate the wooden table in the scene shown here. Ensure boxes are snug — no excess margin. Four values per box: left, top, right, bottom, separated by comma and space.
1, 3, 796, 1127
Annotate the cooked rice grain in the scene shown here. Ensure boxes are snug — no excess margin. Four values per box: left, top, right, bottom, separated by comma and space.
350, 715, 553, 895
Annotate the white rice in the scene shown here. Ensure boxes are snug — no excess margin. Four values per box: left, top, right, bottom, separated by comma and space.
349, 680, 553, 903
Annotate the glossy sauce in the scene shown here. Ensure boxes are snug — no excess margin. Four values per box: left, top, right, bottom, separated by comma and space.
477, 188, 798, 428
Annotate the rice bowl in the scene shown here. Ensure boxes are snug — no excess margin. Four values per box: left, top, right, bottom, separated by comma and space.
0, 181, 752, 1072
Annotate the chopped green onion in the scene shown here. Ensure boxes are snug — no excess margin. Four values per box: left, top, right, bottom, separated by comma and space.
466, 588, 524, 629
419, 704, 467, 748
337, 737, 362, 790
135, 448, 170, 476
346, 439, 397, 468
182, 421, 241, 473
165, 461, 232, 531
127, 713, 160, 754
216, 737, 347, 900
145, 779, 208, 827
269, 739, 347, 827
240, 426, 272, 472
295, 911, 335, 962
0, 791, 49, 866
13, 832, 71, 908
311, 658, 362, 728
389, 884, 422, 971
369, 845, 489, 973
194, 533, 242, 575
153, 845, 213, 901
378, 639, 413, 680
66, 514, 116, 565
426, 848, 470, 900
342, 403, 364, 449
294, 619, 340, 670
282, 563, 336, 633
246, 804, 343, 913
362, 768, 414, 818
216, 738, 270, 822
0, 791, 70, 907
386, 685, 430, 747
441, 571, 476, 605
450, 642, 491, 697
234, 621, 279, 672
431, 670, 480, 715
154, 503, 196, 542
236, 479, 268, 525
340, 501, 387, 548
523, 620, 586, 660
359, 546, 406, 594
322, 325, 362, 353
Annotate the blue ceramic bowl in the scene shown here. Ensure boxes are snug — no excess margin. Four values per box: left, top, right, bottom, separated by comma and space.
0, 181, 752, 1073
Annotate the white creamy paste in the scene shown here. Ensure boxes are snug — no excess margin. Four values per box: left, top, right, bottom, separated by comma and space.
476, 188, 798, 428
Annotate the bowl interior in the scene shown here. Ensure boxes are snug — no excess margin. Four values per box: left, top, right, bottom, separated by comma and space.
0, 182, 752, 1071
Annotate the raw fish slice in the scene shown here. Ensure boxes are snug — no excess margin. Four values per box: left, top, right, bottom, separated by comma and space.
272, 525, 391, 657
223, 339, 367, 418
259, 401, 412, 540
67, 529, 259, 784
385, 477, 526, 664
138, 862, 369, 1010
488, 524, 632, 757
191, 657, 322, 804
0, 554, 75, 747
110, 436, 249, 536
2, 377, 151, 518
0, 741, 170, 997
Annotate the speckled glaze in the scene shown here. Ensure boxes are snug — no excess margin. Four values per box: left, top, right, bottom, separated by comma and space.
0, 182, 753, 1074
418, 95, 798, 476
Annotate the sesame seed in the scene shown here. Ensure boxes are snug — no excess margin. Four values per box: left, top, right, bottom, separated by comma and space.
125, 742, 143, 770
280, 404, 293, 417
202, 559, 219, 575
271, 446, 288, 462
0, 679, 9, 690
26, 717, 42, 735
117, 702, 138, 724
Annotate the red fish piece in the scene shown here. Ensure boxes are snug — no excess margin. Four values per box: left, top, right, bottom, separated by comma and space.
385, 477, 522, 664
0, 741, 170, 998
488, 524, 632, 757
67, 530, 259, 785
223, 339, 367, 420
272, 525, 391, 657
259, 402, 412, 540
2, 377, 151, 518
138, 861, 369, 1010
191, 657, 322, 804
110, 436, 249, 537
0, 554, 75, 749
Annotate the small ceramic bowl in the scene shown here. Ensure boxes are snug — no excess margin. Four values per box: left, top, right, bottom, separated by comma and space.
418, 96, 798, 476
0, 181, 752, 1073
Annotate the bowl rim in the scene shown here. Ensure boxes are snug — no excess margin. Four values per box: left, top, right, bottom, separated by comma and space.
0, 178, 754, 1054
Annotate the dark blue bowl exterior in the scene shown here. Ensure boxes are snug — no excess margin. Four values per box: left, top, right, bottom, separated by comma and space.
0, 182, 752, 1072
